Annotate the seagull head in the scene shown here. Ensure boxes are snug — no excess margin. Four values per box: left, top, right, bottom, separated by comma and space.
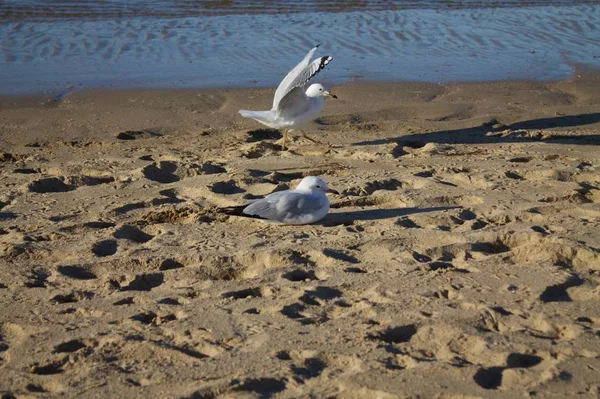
296, 176, 339, 195
306, 84, 338, 99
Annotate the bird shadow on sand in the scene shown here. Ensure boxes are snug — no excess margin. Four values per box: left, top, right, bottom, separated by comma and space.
246, 128, 282, 142
353, 113, 600, 147
322, 206, 459, 226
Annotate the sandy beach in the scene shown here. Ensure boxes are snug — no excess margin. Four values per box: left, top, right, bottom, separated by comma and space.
1, 68, 599, 397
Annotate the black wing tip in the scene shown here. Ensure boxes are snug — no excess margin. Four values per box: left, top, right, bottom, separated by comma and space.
217, 205, 246, 216
319, 56, 333, 69
217, 206, 269, 221
315, 42, 322, 48
300, 56, 334, 87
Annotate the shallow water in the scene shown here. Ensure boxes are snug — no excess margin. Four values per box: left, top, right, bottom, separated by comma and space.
0, 1, 599, 95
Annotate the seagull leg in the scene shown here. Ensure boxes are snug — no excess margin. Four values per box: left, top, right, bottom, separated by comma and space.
302, 132, 327, 146
282, 129, 288, 151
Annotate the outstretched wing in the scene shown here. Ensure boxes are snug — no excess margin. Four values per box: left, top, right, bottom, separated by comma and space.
272, 44, 333, 110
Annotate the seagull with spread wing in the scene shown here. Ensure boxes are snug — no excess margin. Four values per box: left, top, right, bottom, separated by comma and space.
239, 44, 337, 150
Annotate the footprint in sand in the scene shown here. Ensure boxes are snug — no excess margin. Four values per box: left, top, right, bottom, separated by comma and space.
222, 287, 265, 300
28, 175, 115, 193
113, 225, 154, 243
473, 353, 544, 390
116, 130, 161, 140
51, 290, 94, 304
369, 324, 418, 344
282, 269, 319, 282
91, 239, 118, 257
57, 265, 97, 280
116, 272, 165, 292
208, 179, 246, 195
142, 160, 226, 183
53, 339, 89, 354
28, 177, 74, 193
280, 285, 345, 324
159, 258, 185, 271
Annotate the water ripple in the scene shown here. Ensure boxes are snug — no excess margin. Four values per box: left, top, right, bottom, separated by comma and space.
0, 3, 598, 95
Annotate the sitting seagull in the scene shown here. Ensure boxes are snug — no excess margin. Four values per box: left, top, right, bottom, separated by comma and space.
218, 176, 338, 225
239, 44, 337, 150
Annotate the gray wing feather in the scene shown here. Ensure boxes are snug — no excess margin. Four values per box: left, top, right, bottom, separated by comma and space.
276, 87, 311, 119
272, 46, 333, 110
242, 191, 289, 220
243, 192, 323, 221
272, 45, 318, 110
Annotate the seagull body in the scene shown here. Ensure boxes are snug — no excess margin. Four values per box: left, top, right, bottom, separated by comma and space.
218, 176, 338, 225
239, 85, 327, 130
239, 44, 336, 150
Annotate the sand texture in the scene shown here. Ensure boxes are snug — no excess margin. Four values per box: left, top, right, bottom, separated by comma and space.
1, 72, 600, 397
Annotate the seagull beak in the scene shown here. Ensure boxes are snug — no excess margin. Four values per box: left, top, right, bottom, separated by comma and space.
326, 188, 339, 195
326, 92, 338, 99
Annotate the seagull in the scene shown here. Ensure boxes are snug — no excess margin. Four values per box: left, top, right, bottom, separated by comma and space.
239, 44, 337, 150
218, 176, 338, 225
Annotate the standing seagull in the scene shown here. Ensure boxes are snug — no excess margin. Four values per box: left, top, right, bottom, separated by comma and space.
239, 44, 337, 150
218, 176, 338, 225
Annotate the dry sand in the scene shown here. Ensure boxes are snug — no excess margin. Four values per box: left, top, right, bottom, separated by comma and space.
1, 70, 600, 398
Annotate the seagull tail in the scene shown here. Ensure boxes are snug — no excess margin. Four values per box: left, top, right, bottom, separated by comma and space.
217, 205, 247, 217
217, 205, 268, 221
239, 109, 276, 126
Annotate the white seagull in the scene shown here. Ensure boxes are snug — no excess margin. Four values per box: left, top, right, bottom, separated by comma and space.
239, 44, 337, 150
218, 176, 338, 225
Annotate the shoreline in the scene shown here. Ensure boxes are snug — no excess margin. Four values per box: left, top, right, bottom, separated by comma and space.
1, 62, 597, 103
0, 60, 589, 101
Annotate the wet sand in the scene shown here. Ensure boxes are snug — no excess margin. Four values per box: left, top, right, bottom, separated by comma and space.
1, 70, 600, 397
